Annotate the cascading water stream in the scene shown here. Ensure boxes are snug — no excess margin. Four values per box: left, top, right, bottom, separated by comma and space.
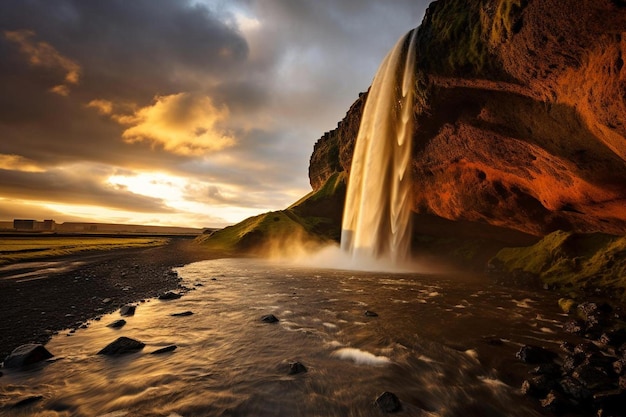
340, 29, 417, 265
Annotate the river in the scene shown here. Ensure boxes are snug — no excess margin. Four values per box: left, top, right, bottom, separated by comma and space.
0, 257, 578, 416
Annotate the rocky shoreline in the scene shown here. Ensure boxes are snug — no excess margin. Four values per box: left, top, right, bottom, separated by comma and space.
0, 238, 217, 360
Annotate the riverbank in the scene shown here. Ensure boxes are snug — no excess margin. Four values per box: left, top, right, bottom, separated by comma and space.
0, 238, 219, 360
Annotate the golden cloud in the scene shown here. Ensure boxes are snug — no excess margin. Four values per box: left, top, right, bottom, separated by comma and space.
87, 99, 114, 115
120, 93, 236, 155
0, 154, 45, 172
4, 29, 81, 95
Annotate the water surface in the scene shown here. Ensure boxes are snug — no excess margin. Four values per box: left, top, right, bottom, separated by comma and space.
0, 258, 574, 416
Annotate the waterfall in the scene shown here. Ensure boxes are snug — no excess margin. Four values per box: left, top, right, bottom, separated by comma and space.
340, 29, 417, 265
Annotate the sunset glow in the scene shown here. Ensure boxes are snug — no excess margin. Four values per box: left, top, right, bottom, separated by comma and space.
0, 0, 425, 228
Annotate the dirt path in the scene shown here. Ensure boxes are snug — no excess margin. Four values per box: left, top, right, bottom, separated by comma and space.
0, 238, 222, 360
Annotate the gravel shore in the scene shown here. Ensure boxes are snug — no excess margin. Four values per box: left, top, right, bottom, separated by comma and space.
0, 238, 219, 360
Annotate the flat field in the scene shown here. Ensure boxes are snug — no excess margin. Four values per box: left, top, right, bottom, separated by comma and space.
0, 236, 167, 265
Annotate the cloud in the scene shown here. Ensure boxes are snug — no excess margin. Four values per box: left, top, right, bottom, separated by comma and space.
118, 93, 236, 156
0, 154, 45, 172
0, 0, 429, 226
4, 29, 80, 95
87, 99, 114, 115
0, 165, 172, 213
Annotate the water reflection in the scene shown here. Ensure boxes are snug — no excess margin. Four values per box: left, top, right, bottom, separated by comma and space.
1, 258, 572, 416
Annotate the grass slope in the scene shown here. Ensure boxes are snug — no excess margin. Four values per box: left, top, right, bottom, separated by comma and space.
197, 172, 347, 254
491, 230, 626, 300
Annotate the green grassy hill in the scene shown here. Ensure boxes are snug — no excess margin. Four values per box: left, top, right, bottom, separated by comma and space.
490, 230, 626, 301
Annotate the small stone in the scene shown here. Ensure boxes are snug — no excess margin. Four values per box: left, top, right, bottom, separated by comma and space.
261, 314, 279, 323
151, 345, 177, 354
107, 319, 127, 329
171, 311, 194, 317
158, 291, 182, 300
375, 391, 401, 413
521, 375, 556, 398
516, 345, 557, 364
559, 376, 592, 402
563, 319, 584, 335
98, 337, 145, 355
3, 344, 53, 368
540, 390, 567, 414
102, 298, 112, 304
288, 361, 307, 374
119, 305, 136, 317
558, 298, 577, 314
559, 341, 575, 353
364, 310, 379, 317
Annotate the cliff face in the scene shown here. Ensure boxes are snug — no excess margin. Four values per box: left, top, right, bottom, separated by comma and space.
309, 0, 626, 237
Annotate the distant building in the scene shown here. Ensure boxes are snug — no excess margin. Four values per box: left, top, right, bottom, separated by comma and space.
13, 219, 56, 231
42, 219, 56, 231
13, 219, 35, 230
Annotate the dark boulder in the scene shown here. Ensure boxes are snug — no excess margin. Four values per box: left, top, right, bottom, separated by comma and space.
289, 361, 307, 375
516, 345, 557, 364
375, 391, 401, 413
572, 364, 614, 391
119, 305, 136, 316
151, 345, 177, 354
563, 319, 584, 335
559, 376, 592, 403
563, 353, 586, 373
107, 319, 127, 329
613, 358, 626, 375
365, 310, 379, 317
521, 375, 557, 398
98, 337, 145, 355
3, 344, 53, 368
261, 314, 279, 323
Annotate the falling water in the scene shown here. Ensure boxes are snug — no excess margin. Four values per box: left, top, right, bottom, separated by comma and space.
341, 29, 417, 265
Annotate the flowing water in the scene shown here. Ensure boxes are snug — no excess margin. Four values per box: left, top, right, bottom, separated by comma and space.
0, 258, 578, 417
341, 29, 417, 265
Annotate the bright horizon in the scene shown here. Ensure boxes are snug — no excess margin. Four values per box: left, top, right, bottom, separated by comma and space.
0, 1, 428, 229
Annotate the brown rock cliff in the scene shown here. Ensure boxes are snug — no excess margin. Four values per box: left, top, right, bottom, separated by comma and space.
309, 0, 626, 237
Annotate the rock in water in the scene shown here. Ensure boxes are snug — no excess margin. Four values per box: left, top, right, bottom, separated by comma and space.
151, 345, 177, 355
261, 314, 279, 323
3, 344, 53, 368
375, 391, 401, 413
119, 305, 136, 316
516, 345, 557, 364
107, 319, 127, 328
158, 291, 182, 300
288, 362, 307, 374
171, 311, 194, 317
98, 337, 145, 355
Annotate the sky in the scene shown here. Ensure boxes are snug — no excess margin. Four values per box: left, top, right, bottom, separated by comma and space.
0, 0, 428, 228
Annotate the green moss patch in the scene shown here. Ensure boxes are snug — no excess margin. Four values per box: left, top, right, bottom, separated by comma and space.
491, 230, 626, 301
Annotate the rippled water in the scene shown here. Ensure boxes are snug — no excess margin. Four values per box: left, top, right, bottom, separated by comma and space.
0, 258, 575, 416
